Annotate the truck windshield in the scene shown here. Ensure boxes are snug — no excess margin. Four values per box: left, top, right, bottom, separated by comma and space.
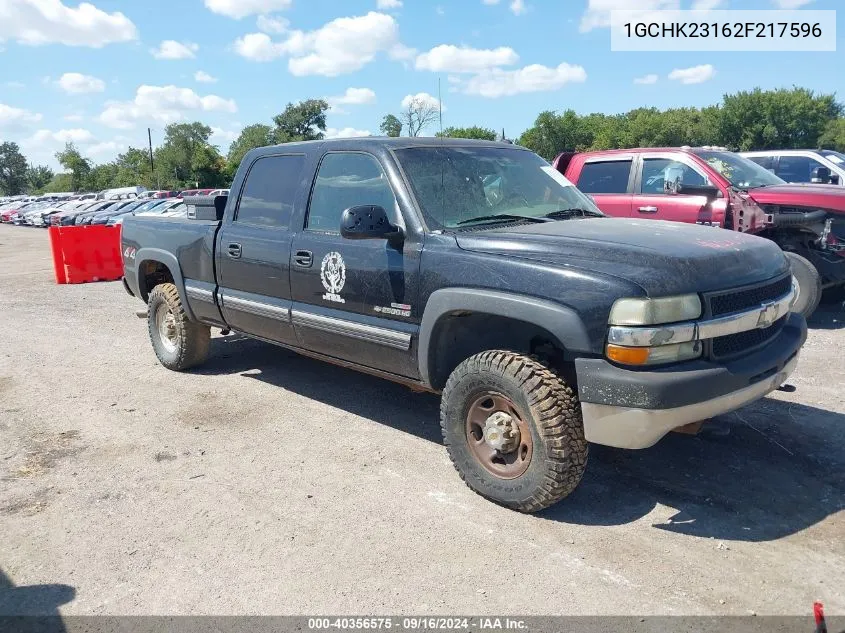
821, 150, 845, 165
393, 146, 603, 230
693, 150, 785, 189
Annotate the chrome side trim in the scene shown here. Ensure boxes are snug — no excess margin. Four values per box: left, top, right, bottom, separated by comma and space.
185, 283, 214, 303
222, 292, 290, 321
291, 310, 411, 351
582, 354, 799, 449
607, 287, 795, 348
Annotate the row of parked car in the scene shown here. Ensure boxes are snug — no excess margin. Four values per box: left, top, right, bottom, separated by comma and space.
0, 188, 230, 228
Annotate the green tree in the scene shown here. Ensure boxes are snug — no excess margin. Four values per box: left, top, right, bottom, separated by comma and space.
379, 114, 402, 138
43, 173, 74, 194
818, 118, 845, 151
0, 142, 29, 195
436, 126, 497, 141
272, 99, 329, 143
227, 124, 274, 173
55, 143, 92, 192
26, 164, 54, 193
114, 148, 154, 188
718, 87, 841, 150
154, 122, 226, 188
87, 163, 120, 191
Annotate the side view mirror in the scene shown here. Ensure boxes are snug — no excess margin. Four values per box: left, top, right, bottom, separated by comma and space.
340, 205, 403, 243
677, 184, 721, 202
811, 166, 833, 184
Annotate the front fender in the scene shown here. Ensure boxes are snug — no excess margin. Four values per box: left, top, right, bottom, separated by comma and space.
417, 288, 595, 387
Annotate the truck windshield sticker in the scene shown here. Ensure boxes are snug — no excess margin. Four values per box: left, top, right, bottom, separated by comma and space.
321, 251, 346, 304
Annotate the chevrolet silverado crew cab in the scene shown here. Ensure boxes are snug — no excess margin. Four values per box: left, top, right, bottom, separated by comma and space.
122, 138, 806, 513
556, 147, 845, 317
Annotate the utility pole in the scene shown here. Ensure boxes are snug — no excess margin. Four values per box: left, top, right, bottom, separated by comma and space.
147, 128, 157, 188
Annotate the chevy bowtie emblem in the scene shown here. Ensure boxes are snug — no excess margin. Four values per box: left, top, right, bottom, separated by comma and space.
756, 301, 779, 329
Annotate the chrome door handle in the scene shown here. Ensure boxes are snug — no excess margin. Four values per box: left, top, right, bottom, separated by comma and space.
294, 250, 313, 268
638, 206, 658, 213
227, 243, 242, 258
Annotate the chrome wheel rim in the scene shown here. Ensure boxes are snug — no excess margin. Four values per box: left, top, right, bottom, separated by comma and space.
156, 304, 178, 353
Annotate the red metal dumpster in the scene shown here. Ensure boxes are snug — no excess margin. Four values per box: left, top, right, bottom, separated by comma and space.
48, 225, 123, 284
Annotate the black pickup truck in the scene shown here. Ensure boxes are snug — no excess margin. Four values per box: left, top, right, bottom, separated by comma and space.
121, 138, 806, 512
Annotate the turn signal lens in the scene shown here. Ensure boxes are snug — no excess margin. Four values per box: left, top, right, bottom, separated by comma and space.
606, 345, 651, 365
606, 341, 702, 366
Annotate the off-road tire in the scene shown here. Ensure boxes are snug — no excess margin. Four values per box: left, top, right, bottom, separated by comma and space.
440, 350, 588, 513
148, 283, 210, 371
785, 251, 822, 319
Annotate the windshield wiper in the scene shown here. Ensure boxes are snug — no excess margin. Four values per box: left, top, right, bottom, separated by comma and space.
455, 214, 548, 226
544, 208, 604, 220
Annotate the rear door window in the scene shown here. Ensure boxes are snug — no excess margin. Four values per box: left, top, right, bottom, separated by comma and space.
577, 160, 632, 194
776, 155, 824, 183
235, 154, 306, 228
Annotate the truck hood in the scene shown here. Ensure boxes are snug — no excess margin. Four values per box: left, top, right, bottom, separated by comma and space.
455, 218, 789, 297
748, 184, 845, 214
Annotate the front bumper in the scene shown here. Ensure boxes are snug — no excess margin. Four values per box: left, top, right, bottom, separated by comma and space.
576, 311, 807, 449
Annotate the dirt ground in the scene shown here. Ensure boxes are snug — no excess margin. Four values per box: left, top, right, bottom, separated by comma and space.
0, 223, 843, 616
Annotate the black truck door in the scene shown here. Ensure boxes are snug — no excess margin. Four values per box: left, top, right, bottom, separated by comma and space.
289, 151, 421, 379
215, 153, 306, 345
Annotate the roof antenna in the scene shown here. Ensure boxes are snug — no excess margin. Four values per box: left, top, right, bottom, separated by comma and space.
438, 77, 443, 137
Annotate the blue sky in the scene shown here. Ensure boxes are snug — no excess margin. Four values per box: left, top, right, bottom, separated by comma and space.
0, 0, 842, 170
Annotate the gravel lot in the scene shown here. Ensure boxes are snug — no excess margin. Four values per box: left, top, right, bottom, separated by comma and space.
1, 223, 843, 616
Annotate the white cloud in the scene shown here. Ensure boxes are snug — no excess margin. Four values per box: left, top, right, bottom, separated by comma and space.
0, 103, 43, 127
328, 88, 377, 107
210, 126, 241, 146
634, 73, 658, 85
692, 0, 725, 8
87, 141, 126, 157
250, 12, 412, 76
0, 0, 138, 47
99, 85, 238, 129
257, 15, 289, 34
668, 64, 716, 84
415, 45, 518, 73
325, 127, 372, 139
579, 0, 679, 32
205, 0, 292, 19
151, 40, 199, 60
401, 92, 443, 112
63, 113, 85, 122
510, 0, 527, 15
232, 32, 285, 61
57, 72, 105, 94
194, 71, 218, 83
458, 63, 587, 98
772, 0, 812, 7
29, 128, 95, 144
376, 0, 402, 7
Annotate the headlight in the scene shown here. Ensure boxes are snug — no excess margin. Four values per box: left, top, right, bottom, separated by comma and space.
606, 341, 703, 366
609, 294, 702, 326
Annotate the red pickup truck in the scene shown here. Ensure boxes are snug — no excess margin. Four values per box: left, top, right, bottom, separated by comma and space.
556, 147, 845, 317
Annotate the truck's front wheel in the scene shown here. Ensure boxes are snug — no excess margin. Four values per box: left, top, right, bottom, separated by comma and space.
148, 283, 210, 371
440, 351, 588, 513
785, 251, 822, 319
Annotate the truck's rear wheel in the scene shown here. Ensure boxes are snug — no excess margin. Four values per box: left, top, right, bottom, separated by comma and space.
785, 251, 822, 319
148, 283, 210, 371
440, 351, 588, 513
